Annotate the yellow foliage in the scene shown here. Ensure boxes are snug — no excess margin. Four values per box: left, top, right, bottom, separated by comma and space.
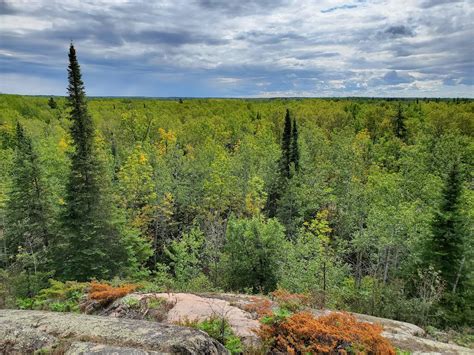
157, 128, 177, 155
58, 137, 68, 151
138, 153, 147, 164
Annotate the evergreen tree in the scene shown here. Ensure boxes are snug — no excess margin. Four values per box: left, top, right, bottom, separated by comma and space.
266, 109, 291, 217
60, 44, 126, 281
394, 103, 407, 141
222, 216, 286, 293
47, 97, 57, 109
281, 109, 292, 178
5, 122, 52, 266
290, 117, 300, 172
429, 162, 465, 292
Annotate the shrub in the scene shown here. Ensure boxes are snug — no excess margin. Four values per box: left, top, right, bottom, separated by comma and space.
16, 279, 87, 312
88, 282, 137, 302
37, 279, 88, 302
178, 317, 243, 354
122, 295, 141, 309
221, 217, 287, 293
243, 297, 273, 317
16, 297, 42, 310
271, 289, 309, 312
258, 311, 395, 354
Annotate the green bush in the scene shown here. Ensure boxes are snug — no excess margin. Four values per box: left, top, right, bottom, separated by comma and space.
122, 295, 141, 309
183, 317, 243, 354
36, 279, 88, 302
221, 216, 287, 293
15, 279, 87, 313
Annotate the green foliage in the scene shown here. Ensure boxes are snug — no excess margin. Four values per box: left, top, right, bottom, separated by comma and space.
290, 118, 300, 172
36, 279, 88, 302
186, 317, 243, 354
47, 97, 58, 110
4, 122, 53, 276
280, 210, 349, 307
221, 216, 287, 293
281, 109, 292, 178
260, 307, 292, 325
15, 279, 87, 313
427, 162, 465, 291
122, 295, 140, 309
164, 227, 205, 288
1, 91, 473, 328
59, 44, 129, 281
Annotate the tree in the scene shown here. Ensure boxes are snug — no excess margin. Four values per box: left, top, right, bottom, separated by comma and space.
281, 109, 292, 178
290, 118, 300, 172
266, 109, 292, 217
47, 97, 57, 109
280, 210, 348, 307
428, 162, 465, 293
394, 103, 407, 141
60, 44, 127, 281
117, 144, 156, 232
221, 216, 286, 293
5, 123, 52, 259
164, 227, 205, 288
4, 123, 53, 295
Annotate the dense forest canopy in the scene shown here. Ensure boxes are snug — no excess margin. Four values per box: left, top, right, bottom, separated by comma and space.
0, 50, 473, 329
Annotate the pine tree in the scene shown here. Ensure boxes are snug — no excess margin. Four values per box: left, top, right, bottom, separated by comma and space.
47, 97, 57, 109
281, 109, 292, 178
266, 109, 291, 217
394, 103, 407, 141
60, 44, 126, 281
5, 122, 52, 266
290, 118, 300, 172
429, 162, 465, 292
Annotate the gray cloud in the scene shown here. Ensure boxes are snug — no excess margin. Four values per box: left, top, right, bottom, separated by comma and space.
321, 4, 358, 13
196, 0, 289, 16
0, 0, 16, 14
0, 0, 472, 97
384, 25, 415, 38
126, 30, 227, 46
420, 0, 464, 8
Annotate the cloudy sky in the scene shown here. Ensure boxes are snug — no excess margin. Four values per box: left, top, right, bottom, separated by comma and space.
0, 0, 473, 97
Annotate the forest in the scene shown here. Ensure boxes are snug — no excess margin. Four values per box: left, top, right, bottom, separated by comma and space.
0, 45, 473, 337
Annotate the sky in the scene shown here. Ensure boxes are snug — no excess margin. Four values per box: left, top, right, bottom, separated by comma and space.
0, 0, 473, 97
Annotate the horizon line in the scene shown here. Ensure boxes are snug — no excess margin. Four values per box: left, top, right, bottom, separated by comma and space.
1, 93, 473, 100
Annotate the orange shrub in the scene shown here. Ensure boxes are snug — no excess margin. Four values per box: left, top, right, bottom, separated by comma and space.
258, 311, 395, 354
243, 297, 273, 317
88, 282, 137, 302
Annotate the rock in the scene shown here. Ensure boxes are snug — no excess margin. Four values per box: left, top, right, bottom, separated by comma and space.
66, 342, 164, 354
140, 293, 260, 343
382, 331, 474, 355
0, 309, 228, 354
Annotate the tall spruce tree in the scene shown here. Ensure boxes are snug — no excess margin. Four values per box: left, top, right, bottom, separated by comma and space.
5, 122, 52, 266
60, 44, 126, 281
47, 97, 57, 109
290, 117, 299, 172
266, 109, 292, 217
394, 103, 407, 141
281, 109, 292, 178
429, 162, 465, 292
